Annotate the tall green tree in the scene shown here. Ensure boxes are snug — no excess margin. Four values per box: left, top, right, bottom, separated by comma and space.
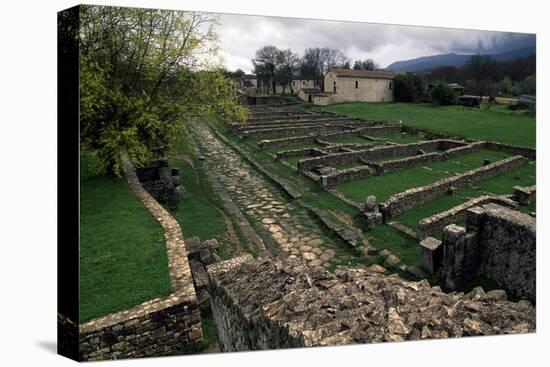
79, 5, 246, 175
393, 73, 425, 102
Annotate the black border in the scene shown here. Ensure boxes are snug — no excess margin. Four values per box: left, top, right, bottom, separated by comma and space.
57, 5, 80, 361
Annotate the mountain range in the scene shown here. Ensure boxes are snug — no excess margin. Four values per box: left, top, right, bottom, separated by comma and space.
385, 46, 535, 72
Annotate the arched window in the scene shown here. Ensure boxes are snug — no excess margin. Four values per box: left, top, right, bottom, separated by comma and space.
355, 80, 359, 89
389, 82, 392, 90
333, 81, 337, 93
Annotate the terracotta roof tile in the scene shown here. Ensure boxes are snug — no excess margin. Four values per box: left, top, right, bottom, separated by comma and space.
329, 68, 398, 79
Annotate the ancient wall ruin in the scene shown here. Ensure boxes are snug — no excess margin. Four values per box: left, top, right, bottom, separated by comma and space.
260, 135, 317, 149
207, 255, 535, 352
421, 203, 535, 302
136, 158, 183, 205
77, 151, 202, 361
381, 155, 528, 219
320, 165, 373, 188
297, 140, 461, 172
513, 185, 536, 205
484, 141, 536, 159
417, 195, 518, 238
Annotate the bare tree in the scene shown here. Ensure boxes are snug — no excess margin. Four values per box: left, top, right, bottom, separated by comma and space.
299, 47, 350, 89
353, 58, 377, 70
276, 49, 300, 95
465, 54, 496, 102
252, 45, 280, 94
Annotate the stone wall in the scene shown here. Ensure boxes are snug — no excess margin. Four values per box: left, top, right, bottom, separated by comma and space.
297, 140, 459, 172
381, 155, 528, 219
433, 204, 536, 302
242, 123, 352, 139
77, 151, 202, 361
276, 147, 327, 160
484, 141, 536, 159
324, 72, 395, 102
259, 135, 317, 149
513, 185, 536, 205
136, 158, 183, 206
417, 195, 518, 238
208, 255, 535, 352
320, 165, 374, 188
372, 152, 443, 175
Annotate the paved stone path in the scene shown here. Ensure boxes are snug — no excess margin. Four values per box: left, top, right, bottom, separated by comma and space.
189, 124, 337, 268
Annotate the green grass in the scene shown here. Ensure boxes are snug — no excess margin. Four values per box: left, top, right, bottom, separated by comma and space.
336, 149, 512, 203
394, 160, 535, 230
80, 154, 172, 322
367, 225, 420, 265
375, 132, 425, 144
283, 155, 314, 167
168, 155, 228, 241
325, 136, 374, 144
322, 102, 536, 147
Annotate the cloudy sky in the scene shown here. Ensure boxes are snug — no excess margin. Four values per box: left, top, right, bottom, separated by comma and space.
211, 12, 535, 73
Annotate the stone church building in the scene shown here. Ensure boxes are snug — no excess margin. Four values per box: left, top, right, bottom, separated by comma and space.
301, 68, 398, 105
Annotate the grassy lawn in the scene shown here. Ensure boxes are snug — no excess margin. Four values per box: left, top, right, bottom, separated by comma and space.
395, 161, 535, 230
322, 102, 536, 147
325, 136, 374, 144
168, 154, 228, 241
80, 155, 172, 322
336, 149, 512, 203
375, 131, 426, 144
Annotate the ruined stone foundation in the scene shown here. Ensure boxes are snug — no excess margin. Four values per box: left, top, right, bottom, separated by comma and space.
207, 255, 535, 352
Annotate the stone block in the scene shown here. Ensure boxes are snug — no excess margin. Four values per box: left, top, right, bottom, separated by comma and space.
420, 237, 442, 273
365, 195, 377, 212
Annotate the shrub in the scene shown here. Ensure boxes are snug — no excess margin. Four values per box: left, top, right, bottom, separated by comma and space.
394, 73, 425, 102
431, 82, 456, 105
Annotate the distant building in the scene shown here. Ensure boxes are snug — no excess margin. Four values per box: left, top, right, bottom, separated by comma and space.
232, 74, 257, 94
290, 77, 316, 94
427, 82, 464, 97
448, 83, 465, 96
297, 88, 322, 103
319, 69, 399, 105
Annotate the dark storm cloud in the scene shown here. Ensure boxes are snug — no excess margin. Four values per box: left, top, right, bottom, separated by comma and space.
213, 12, 535, 72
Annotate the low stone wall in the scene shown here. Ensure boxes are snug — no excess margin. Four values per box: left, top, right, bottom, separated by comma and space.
136, 158, 183, 206
484, 141, 536, 159
207, 255, 535, 352
443, 141, 485, 159
372, 152, 443, 175
297, 140, 458, 172
417, 195, 518, 238
244, 124, 344, 139
276, 147, 327, 160
259, 135, 317, 149
359, 125, 402, 136
381, 155, 528, 219
78, 151, 202, 361
431, 204, 536, 302
320, 165, 373, 188
513, 185, 536, 205
240, 117, 357, 130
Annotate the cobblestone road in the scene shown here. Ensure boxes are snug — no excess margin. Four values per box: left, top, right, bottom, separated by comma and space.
189, 124, 337, 267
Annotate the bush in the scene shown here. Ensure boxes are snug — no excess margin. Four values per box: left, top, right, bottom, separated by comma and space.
431, 82, 456, 105
394, 73, 425, 102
